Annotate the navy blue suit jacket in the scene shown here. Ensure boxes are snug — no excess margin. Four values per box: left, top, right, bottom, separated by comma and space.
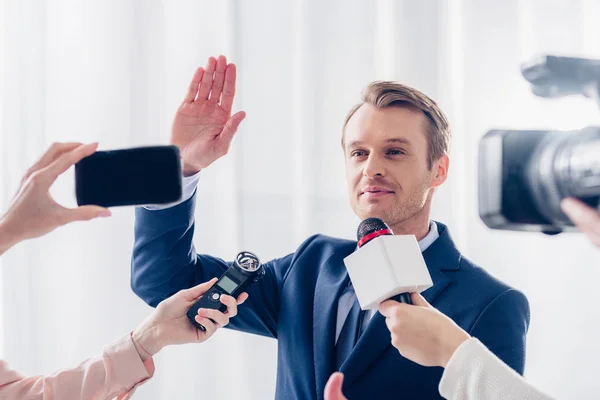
131, 194, 530, 399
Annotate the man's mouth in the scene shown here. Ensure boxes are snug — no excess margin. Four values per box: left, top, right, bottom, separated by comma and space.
361, 186, 395, 198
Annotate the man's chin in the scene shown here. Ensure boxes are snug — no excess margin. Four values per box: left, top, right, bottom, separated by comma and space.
355, 206, 391, 223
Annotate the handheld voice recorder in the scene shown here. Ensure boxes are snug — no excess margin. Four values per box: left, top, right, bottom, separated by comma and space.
187, 251, 264, 331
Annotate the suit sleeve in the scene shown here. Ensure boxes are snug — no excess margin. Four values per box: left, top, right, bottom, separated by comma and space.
468, 289, 530, 375
131, 191, 315, 338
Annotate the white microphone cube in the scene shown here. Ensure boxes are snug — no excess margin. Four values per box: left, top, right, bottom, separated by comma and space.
343, 235, 433, 310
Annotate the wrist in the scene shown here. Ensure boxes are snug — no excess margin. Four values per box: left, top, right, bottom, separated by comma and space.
0, 219, 21, 256
132, 322, 162, 362
182, 162, 201, 177
440, 328, 470, 368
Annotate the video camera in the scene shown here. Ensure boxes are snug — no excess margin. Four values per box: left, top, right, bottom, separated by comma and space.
479, 55, 600, 235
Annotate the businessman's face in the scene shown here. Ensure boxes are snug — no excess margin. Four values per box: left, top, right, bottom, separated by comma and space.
344, 104, 447, 234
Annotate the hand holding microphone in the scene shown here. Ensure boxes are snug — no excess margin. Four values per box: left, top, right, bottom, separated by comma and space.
379, 292, 470, 368
324, 294, 471, 399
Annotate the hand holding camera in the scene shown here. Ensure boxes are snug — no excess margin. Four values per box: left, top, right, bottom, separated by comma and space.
561, 197, 600, 248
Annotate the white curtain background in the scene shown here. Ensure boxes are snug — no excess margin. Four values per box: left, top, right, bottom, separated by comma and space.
1, 0, 600, 398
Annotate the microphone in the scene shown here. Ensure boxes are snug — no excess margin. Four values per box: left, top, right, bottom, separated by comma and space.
343, 217, 433, 310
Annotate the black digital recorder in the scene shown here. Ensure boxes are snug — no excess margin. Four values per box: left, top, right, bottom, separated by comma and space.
186, 251, 264, 331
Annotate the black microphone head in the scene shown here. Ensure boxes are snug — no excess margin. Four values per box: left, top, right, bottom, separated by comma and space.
357, 217, 394, 247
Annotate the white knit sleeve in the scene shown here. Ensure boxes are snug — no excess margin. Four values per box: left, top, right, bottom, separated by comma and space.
439, 338, 554, 400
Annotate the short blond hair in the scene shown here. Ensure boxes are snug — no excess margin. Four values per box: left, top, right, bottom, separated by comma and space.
342, 81, 451, 169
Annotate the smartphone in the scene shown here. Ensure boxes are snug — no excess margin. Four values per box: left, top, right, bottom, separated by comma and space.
75, 145, 182, 207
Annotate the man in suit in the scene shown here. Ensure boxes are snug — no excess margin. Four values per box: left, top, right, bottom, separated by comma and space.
131, 55, 530, 399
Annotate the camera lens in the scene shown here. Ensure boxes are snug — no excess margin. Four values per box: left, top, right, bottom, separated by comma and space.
526, 126, 600, 227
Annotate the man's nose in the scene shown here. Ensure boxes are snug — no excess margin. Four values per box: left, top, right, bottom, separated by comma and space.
363, 155, 386, 179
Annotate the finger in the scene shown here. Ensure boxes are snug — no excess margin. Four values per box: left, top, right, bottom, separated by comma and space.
184, 67, 204, 103
221, 63, 237, 114
209, 55, 227, 103
58, 205, 112, 223
219, 111, 246, 142
219, 295, 239, 317
378, 300, 399, 317
40, 143, 98, 183
561, 198, 600, 234
195, 315, 217, 336
25, 142, 83, 179
236, 292, 249, 305
197, 56, 216, 101
197, 308, 229, 328
410, 292, 431, 308
181, 277, 219, 301
384, 316, 393, 331
324, 372, 347, 400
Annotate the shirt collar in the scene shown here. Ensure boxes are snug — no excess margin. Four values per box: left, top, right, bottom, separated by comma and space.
418, 221, 439, 252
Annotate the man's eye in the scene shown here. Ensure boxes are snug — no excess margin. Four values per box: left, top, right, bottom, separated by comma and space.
387, 149, 405, 156
351, 151, 366, 157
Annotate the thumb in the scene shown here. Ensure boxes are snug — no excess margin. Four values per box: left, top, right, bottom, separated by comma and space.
63, 206, 111, 223
220, 111, 246, 140
411, 292, 431, 308
324, 372, 347, 400
181, 277, 218, 301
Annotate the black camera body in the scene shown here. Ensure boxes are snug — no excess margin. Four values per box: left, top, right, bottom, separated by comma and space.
478, 55, 600, 234
187, 251, 264, 331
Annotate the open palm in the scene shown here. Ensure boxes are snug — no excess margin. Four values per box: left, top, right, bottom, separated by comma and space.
171, 55, 246, 175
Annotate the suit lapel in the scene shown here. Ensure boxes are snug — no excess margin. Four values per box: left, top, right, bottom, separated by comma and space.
340, 222, 461, 389
313, 243, 356, 399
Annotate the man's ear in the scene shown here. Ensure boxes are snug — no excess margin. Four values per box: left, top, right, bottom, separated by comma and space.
431, 155, 449, 188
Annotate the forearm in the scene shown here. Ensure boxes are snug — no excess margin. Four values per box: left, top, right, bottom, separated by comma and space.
132, 193, 201, 306
0, 334, 154, 400
439, 338, 553, 400
132, 322, 163, 363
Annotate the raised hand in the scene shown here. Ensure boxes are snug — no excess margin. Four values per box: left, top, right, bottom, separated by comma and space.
171, 55, 246, 175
